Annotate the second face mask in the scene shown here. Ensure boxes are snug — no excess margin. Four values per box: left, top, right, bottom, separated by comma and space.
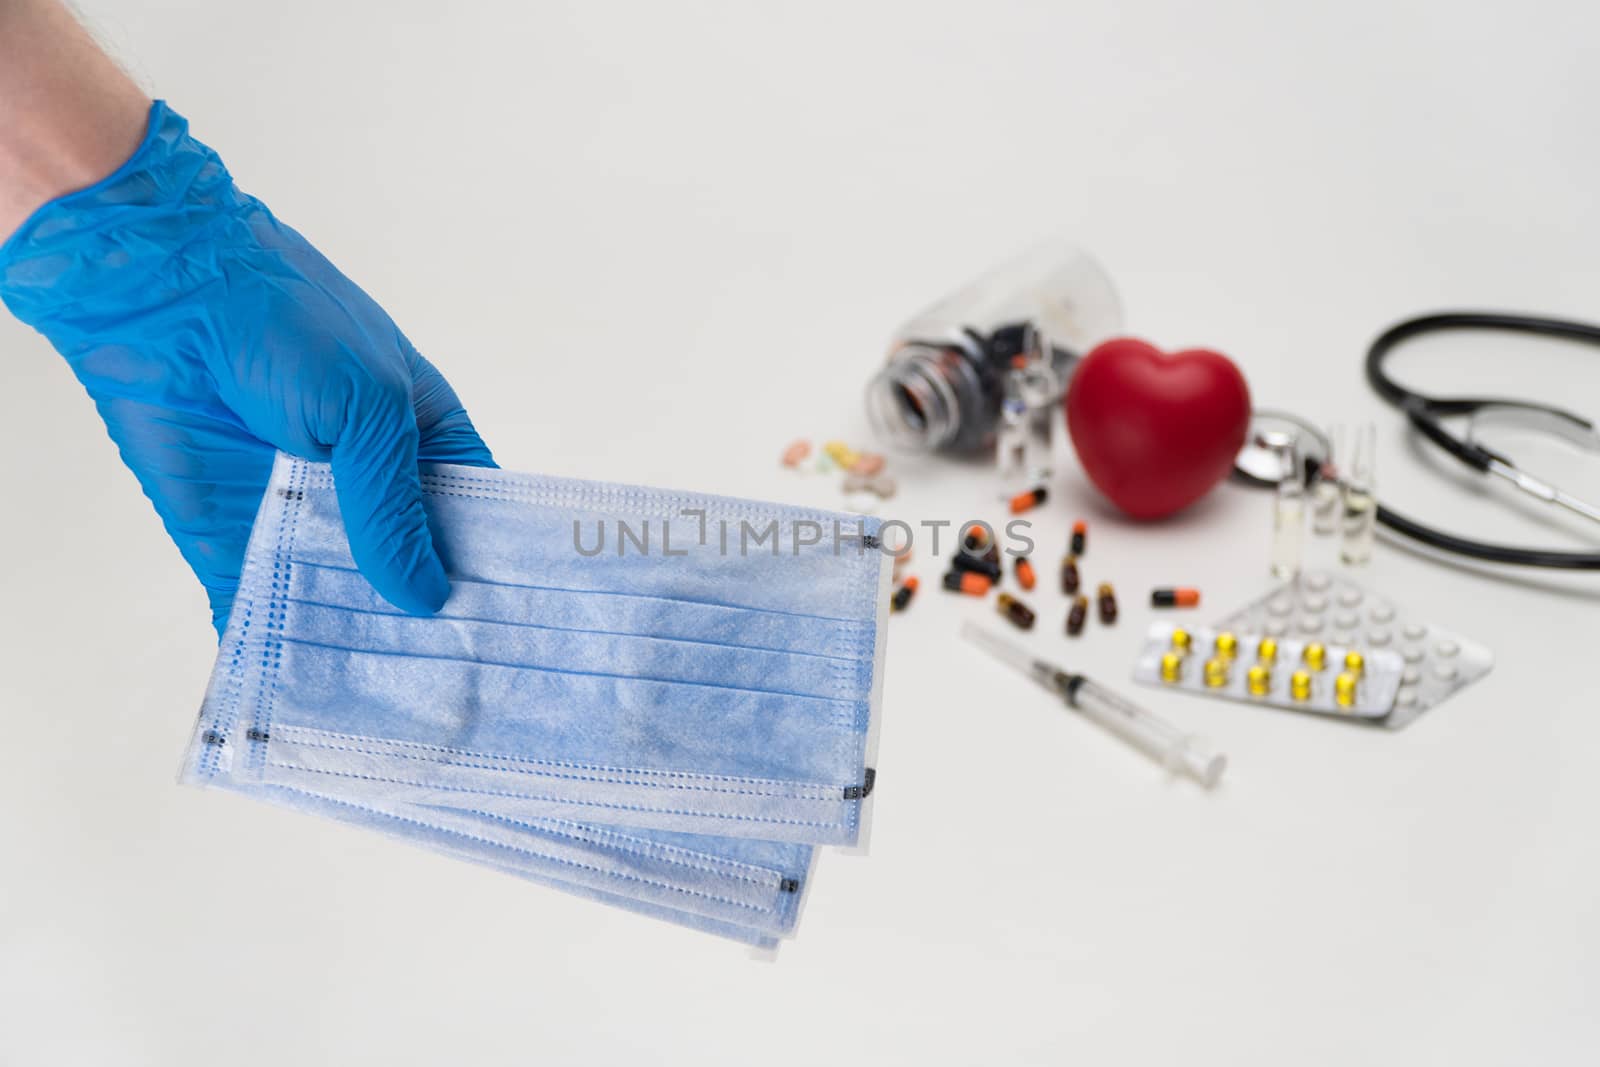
228, 777, 815, 946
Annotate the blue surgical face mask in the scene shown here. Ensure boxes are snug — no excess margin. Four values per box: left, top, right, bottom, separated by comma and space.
249, 780, 814, 947
182, 454, 889, 943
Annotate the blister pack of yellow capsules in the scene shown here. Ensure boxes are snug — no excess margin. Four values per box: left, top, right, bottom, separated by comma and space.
1132, 621, 1405, 720
1210, 571, 1495, 729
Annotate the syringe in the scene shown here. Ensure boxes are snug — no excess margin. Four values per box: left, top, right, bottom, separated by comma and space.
961, 622, 1227, 788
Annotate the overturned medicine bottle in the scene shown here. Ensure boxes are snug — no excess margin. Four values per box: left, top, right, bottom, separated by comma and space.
864, 241, 1122, 455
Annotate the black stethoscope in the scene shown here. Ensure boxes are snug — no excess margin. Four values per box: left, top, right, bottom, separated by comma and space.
1235, 311, 1600, 570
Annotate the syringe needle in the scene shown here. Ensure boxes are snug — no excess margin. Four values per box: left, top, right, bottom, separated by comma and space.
960, 623, 1226, 788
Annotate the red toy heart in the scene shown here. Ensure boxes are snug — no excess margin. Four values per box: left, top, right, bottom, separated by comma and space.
1064, 338, 1251, 520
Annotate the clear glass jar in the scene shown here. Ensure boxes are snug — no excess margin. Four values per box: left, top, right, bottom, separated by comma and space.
864, 241, 1122, 454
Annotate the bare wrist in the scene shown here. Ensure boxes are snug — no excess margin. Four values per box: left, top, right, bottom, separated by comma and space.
0, 0, 150, 240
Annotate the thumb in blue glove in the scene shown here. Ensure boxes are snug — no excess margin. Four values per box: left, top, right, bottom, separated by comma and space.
0, 100, 495, 633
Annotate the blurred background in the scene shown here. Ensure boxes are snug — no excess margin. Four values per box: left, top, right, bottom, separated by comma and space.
2, 1, 1598, 1063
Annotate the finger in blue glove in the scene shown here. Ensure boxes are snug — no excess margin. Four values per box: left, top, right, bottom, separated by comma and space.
0, 101, 496, 633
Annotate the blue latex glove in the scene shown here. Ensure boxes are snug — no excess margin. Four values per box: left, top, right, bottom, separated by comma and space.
0, 101, 494, 634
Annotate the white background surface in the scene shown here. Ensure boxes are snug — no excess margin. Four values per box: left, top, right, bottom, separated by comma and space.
3, 1, 1600, 1063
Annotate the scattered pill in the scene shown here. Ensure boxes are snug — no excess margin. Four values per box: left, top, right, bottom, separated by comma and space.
1060, 555, 1081, 595
890, 576, 919, 613
1150, 587, 1201, 608
1009, 486, 1049, 514
1066, 595, 1088, 636
962, 526, 992, 553
1014, 556, 1036, 591
951, 552, 1001, 582
850, 452, 885, 476
943, 571, 991, 596
996, 593, 1037, 631
781, 439, 812, 467
824, 440, 859, 469
844, 473, 897, 499
1070, 520, 1086, 556
1096, 582, 1118, 624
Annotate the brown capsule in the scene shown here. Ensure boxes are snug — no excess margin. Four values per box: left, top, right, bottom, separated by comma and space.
1097, 582, 1118, 624
1066, 595, 1089, 636
996, 593, 1036, 630
1014, 556, 1036, 591
1060, 555, 1081, 595
1070, 520, 1087, 556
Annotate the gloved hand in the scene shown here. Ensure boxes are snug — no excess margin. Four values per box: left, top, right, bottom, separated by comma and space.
0, 101, 494, 634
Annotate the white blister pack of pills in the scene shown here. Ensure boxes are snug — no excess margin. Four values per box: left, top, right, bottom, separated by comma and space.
1132, 622, 1406, 719
1211, 570, 1494, 729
